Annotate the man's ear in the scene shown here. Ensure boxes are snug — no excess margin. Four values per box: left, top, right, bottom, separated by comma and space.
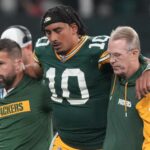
132, 49, 140, 58
14, 59, 24, 73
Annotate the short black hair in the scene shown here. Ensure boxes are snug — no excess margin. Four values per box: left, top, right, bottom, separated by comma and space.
41, 5, 87, 36
0, 39, 22, 59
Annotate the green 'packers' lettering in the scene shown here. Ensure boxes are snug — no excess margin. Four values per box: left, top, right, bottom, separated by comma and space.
0, 100, 31, 118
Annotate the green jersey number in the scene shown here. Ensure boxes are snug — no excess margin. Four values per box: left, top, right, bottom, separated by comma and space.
46, 68, 89, 105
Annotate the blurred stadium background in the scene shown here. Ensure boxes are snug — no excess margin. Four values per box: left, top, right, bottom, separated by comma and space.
0, 0, 150, 56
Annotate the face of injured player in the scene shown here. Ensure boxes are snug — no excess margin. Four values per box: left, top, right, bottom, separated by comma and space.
44, 22, 79, 55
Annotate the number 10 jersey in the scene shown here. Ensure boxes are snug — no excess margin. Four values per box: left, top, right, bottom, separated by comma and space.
34, 35, 112, 149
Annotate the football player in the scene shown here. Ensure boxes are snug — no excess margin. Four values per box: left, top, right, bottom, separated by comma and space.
26, 5, 150, 150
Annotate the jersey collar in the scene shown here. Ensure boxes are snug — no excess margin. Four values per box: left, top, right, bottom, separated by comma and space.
55, 36, 89, 62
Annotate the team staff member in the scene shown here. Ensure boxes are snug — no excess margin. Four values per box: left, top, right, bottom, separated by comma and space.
25, 5, 150, 150
103, 26, 150, 150
0, 39, 52, 150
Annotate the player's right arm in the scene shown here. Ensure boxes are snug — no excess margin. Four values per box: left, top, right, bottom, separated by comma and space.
24, 57, 43, 79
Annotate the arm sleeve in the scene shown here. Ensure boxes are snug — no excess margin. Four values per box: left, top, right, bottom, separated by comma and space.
139, 54, 150, 72
33, 51, 40, 63
144, 63, 150, 72
136, 93, 150, 150
33, 36, 50, 63
98, 50, 110, 70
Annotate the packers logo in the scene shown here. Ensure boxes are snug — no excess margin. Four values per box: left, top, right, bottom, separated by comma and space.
0, 100, 31, 118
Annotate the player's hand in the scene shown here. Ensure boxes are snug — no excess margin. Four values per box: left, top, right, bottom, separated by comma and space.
136, 70, 150, 99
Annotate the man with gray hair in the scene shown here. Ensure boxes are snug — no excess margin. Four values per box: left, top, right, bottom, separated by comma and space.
103, 26, 150, 150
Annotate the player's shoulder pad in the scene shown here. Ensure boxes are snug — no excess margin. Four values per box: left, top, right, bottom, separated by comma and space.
98, 51, 110, 64
35, 36, 50, 48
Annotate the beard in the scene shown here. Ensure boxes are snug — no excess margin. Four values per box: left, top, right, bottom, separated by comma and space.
0, 74, 16, 90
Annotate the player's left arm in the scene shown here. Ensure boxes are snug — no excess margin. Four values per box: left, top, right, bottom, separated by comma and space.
136, 57, 150, 99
